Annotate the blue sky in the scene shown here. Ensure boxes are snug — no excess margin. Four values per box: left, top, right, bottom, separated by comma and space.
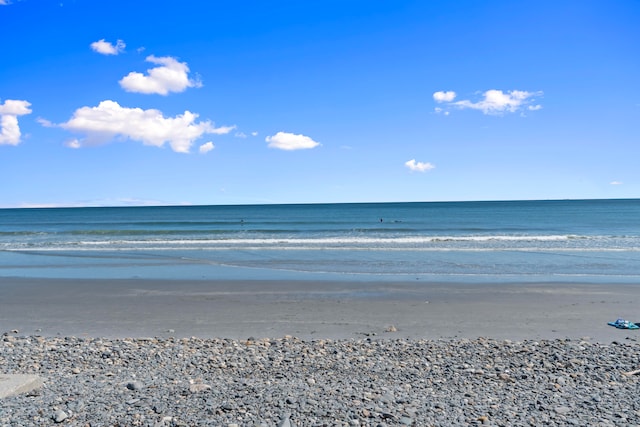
1, 0, 638, 207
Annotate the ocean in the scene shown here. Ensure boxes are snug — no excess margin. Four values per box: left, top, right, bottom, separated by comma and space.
1, 199, 639, 283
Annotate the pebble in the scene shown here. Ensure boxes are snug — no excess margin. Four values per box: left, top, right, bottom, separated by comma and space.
52, 409, 67, 423
126, 381, 144, 391
188, 382, 211, 393
1, 336, 640, 425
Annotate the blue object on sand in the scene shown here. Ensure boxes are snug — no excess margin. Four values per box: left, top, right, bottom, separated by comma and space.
608, 318, 640, 329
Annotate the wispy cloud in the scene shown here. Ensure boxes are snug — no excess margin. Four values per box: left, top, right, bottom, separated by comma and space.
36, 117, 54, 127
0, 0, 11, 5
90, 39, 126, 55
434, 89, 543, 115
55, 100, 234, 153
0, 99, 32, 146
119, 55, 202, 95
266, 131, 321, 151
405, 159, 435, 172
610, 181, 623, 185
199, 141, 214, 153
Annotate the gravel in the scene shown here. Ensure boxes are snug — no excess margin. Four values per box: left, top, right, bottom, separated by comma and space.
2, 333, 640, 426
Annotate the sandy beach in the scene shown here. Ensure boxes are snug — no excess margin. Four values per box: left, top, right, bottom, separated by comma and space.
1, 277, 638, 343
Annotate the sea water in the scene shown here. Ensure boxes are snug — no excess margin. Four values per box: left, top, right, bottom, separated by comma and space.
1, 199, 639, 283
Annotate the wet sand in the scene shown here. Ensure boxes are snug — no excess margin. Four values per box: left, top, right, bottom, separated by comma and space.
1, 277, 639, 342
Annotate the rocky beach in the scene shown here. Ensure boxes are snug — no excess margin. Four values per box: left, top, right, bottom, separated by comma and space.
2, 278, 640, 425
2, 334, 640, 426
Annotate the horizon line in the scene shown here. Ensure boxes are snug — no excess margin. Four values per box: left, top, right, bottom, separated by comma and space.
2, 197, 638, 210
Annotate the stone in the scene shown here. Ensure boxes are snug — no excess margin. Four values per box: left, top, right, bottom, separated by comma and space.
53, 410, 68, 423
278, 413, 293, 427
399, 416, 413, 425
126, 381, 144, 391
189, 383, 211, 393
0, 374, 43, 398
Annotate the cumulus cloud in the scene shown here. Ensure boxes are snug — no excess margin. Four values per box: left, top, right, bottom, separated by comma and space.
434, 89, 543, 115
0, 99, 32, 116
199, 141, 214, 153
266, 131, 321, 151
0, 99, 32, 146
433, 91, 456, 103
57, 100, 234, 153
119, 55, 202, 95
405, 159, 435, 172
90, 39, 126, 55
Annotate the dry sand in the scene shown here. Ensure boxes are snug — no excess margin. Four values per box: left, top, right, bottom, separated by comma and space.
1, 277, 639, 342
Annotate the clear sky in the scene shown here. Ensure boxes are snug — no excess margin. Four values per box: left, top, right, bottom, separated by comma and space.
1, 0, 638, 207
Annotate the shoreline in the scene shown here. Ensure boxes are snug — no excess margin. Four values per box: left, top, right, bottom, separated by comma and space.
1, 277, 639, 343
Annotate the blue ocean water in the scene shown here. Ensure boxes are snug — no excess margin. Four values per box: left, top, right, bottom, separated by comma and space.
1, 199, 639, 282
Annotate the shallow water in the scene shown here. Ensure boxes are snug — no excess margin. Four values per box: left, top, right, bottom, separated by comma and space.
1, 199, 640, 282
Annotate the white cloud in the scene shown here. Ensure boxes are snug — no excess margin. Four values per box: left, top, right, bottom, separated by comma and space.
251, 131, 258, 137
90, 39, 126, 55
405, 159, 435, 172
0, 0, 10, 5
434, 89, 543, 115
433, 91, 456, 103
610, 181, 623, 185
0, 99, 31, 116
199, 141, 214, 153
119, 55, 202, 95
456, 90, 542, 115
57, 100, 234, 153
0, 99, 32, 146
234, 131, 247, 138
266, 131, 321, 151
